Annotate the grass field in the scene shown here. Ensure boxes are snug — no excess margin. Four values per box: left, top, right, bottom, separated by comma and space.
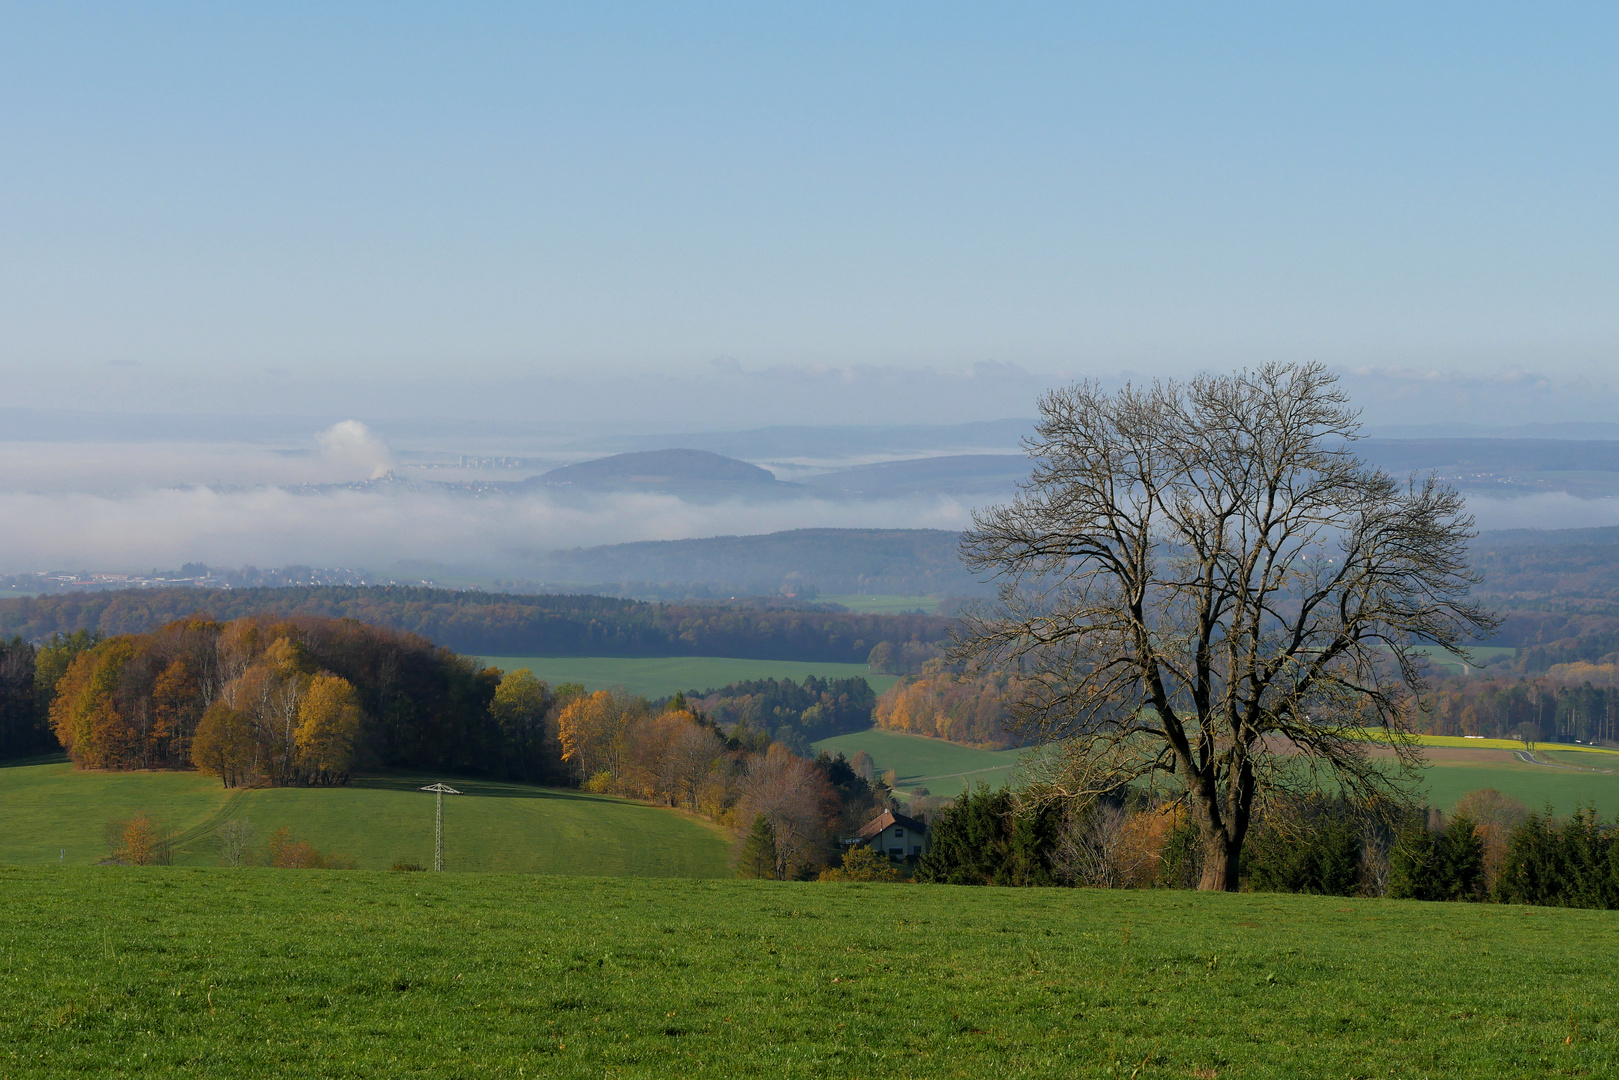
478, 655, 899, 698
0, 760, 731, 877
4, 869, 1618, 1078
1419, 761, 1619, 817
814, 728, 1027, 798
818, 593, 947, 614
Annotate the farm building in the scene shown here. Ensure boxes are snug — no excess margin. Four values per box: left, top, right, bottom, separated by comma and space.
849, 809, 928, 859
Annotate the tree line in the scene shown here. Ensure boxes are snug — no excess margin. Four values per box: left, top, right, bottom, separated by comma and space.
1415, 666, 1619, 744
0, 587, 950, 663
674, 675, 876, 756
912, 783, 1619, 908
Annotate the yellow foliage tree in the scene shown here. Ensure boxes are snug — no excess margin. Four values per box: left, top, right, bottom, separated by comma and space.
294, 674, 364, 784
192, 701, 260, 788
557, 690, 633, 780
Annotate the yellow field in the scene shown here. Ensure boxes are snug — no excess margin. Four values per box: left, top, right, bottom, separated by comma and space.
1360, 732, 1619, 757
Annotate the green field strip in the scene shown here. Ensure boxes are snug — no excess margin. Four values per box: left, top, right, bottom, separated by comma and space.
817, 593, 947, 614
479, 655, 898, 698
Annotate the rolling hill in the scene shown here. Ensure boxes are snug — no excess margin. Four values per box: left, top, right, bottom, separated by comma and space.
0, 760, 732, 876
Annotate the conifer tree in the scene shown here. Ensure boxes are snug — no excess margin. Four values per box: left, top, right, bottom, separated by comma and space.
736, 814, 779, 879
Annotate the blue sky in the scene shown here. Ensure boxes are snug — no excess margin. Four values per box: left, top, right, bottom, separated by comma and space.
3, 3, 1617, 423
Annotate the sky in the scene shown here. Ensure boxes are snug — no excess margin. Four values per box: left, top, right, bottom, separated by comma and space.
5, 4, 1619, 574
3, 3, 1618, 427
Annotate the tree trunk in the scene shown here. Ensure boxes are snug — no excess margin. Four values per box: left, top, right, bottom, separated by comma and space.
1198, 833, 1240, 891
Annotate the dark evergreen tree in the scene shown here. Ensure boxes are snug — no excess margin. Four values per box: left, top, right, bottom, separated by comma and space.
1388, 821, 1443, 900
736, 814, 779, 880
1245, 798, 1365, 897
915, 784, 1061, 886
1495, 811, 1565, 906
1437, 815, 1485, 901
0, 636, 47, 759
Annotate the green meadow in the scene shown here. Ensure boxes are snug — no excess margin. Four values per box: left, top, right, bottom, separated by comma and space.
4, 869, 1618, 1078
0, 760, 731, 877
814, 728, 1027, 798
1419, 756, 1619, 817
817, 728, 1619, 817
818, 593, 947, 614
478, 655, 898, 698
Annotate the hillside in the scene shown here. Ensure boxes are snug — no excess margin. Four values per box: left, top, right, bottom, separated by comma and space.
5, 870, 1615, 1077
0, 761, 731, 875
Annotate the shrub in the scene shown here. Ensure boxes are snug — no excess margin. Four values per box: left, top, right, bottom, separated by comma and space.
819, 846, 901, 882
103, 812, 174, 866
265, 826, 355, 870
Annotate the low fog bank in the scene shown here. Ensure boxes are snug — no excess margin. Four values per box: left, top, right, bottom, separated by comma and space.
1462, 493, 1619, 532
0, 486, 980, 577
6, 476, 1616, 583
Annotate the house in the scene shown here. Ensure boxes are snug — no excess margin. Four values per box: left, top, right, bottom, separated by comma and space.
849, 809, 928, 860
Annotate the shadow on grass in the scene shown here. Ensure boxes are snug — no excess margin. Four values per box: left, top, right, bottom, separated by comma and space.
0, 752, 70, 770
349, 773, 645, 805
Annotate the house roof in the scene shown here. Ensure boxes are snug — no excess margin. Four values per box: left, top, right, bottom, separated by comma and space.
852, 809, 927, 844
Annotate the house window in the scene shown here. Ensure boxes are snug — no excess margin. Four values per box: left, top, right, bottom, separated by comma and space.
894, 828, 904, 838
889, 848, 903, 857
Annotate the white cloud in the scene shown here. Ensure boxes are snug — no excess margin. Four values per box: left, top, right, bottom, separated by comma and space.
313, 420, 395, 480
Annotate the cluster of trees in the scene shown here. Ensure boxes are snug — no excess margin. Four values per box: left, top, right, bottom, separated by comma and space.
0, 587, 950, 664
1416, 667, 1619, 743
26, 615, 571, 787
0, 630, 103, 759
551, 687, 887, 878
866, 639, 944, 676
872, 671, 1021, 749
679, 675, 875, 755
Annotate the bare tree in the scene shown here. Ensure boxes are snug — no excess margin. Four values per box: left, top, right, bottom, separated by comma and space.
737, 745, 838, 878
661, 722, 723, 810
1052, 803, 1135, 888
216, 819, 257, 867
957, 363, 1497, 890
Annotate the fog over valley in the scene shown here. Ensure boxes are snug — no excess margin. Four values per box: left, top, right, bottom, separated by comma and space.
6, 408, 1619, 586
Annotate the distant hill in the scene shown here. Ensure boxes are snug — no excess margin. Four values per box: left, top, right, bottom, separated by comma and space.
526, 449, 787, 492
537, 528, 987, 597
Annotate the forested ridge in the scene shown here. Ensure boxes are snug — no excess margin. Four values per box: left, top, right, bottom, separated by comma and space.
0, 587, 951, 661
